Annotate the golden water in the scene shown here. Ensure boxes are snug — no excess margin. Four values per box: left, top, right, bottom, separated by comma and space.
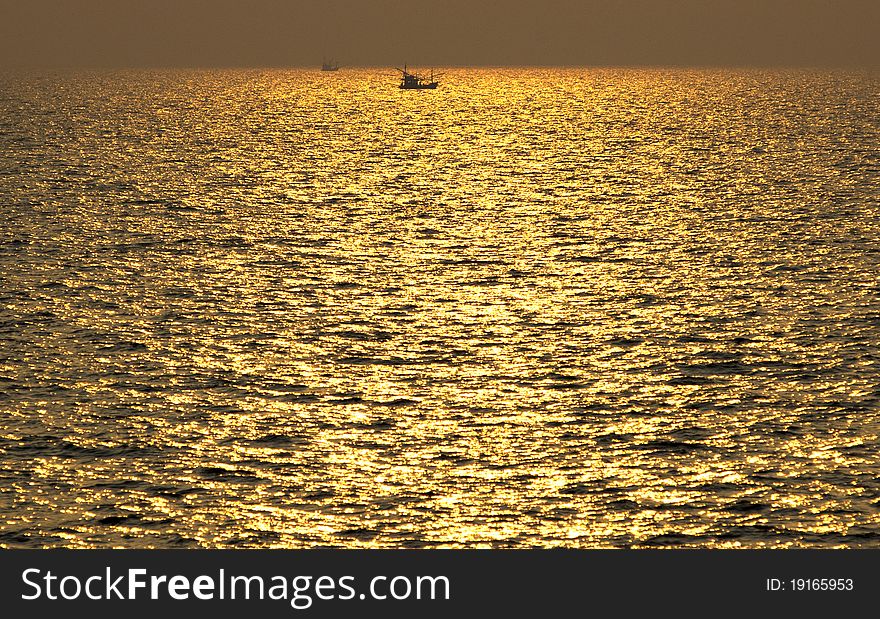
1, 69, 879, 547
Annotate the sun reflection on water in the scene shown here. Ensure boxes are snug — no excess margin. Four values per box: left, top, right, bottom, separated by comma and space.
1, 68, 879, 547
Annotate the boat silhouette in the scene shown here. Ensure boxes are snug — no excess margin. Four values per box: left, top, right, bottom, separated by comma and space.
321, 58, 340, 71
396, 65, 439, 89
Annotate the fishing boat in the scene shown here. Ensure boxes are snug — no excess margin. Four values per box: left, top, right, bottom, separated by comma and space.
396, 65, 439, 89
321, 58, 340, 71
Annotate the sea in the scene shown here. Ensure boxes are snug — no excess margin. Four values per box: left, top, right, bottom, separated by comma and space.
1, 68, 879, 548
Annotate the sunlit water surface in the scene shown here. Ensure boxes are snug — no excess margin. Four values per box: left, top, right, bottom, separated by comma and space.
1, 69, 879, 548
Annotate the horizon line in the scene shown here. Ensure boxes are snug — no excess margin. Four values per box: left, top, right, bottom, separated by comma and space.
3, 63, 879, 72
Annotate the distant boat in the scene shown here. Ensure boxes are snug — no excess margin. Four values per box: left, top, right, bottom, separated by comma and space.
396, 65, 439, 89
322, 58, 340, 71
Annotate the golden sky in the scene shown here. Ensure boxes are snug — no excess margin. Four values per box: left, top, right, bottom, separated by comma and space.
1, 0, 878, 68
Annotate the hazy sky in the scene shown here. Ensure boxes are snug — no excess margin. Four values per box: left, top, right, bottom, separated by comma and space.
1, 0, 878, 68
